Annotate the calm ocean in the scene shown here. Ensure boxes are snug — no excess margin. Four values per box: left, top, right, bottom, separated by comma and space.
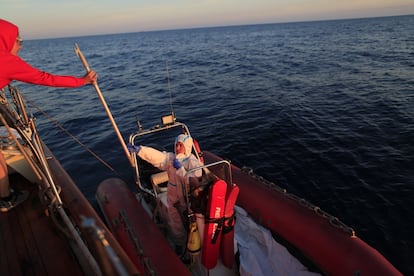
18, 15, 413, 274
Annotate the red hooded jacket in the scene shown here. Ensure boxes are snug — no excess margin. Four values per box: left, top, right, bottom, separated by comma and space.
0, 19, 84, 89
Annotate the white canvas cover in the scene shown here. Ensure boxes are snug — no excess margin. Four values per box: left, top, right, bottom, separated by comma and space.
234, 206, 320, 276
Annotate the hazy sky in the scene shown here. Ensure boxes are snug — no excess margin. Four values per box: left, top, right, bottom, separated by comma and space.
2, 0, 414, 39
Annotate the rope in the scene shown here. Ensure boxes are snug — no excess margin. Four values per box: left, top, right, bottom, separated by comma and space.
241, 166, 356, 236
19, 93, 119, 174
205, 216, 225, 244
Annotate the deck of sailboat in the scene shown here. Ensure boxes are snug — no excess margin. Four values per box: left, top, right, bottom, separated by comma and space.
0, 173, 85, 276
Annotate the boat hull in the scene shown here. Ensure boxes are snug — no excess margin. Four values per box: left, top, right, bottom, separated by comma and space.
96, 177, 191, 275
0, 143, 138, 275
45, 149, 139, 275
95, 150, 401, 275
203, 151, 401, 276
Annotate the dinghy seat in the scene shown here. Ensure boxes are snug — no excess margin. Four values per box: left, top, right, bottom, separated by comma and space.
150, 171, 170, 226
150, 171, 168, 196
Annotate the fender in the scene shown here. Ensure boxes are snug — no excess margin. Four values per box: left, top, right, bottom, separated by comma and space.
201, 179, 227, 269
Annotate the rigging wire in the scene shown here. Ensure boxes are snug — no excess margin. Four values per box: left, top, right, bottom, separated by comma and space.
20, 92, 120, 175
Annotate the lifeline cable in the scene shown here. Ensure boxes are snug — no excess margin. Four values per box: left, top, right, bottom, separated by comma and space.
19, 92, 119, 174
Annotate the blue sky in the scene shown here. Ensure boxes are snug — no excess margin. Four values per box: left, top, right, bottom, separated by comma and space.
2, 0, 414, 39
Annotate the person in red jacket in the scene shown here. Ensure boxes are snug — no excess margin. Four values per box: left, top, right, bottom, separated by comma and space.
0, 18, 97, 89
0, 18, 98, 212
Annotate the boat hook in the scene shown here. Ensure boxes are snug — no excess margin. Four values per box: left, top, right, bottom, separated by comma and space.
74, 44, 134, 167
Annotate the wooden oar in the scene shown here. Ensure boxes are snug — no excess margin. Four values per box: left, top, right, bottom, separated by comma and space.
74, 43, 134, 167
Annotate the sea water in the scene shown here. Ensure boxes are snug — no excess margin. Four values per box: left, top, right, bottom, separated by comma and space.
17, 15, 414, 274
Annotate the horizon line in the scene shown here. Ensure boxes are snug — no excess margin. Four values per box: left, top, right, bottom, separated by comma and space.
27, 13, 413, 41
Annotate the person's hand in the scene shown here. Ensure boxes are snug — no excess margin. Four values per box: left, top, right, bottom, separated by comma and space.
83, 70, 98, 84
127, 143, 141, 153
173, 158, 182, 170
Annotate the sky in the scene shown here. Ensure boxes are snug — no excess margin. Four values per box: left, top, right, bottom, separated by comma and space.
2, 0, 414, 39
